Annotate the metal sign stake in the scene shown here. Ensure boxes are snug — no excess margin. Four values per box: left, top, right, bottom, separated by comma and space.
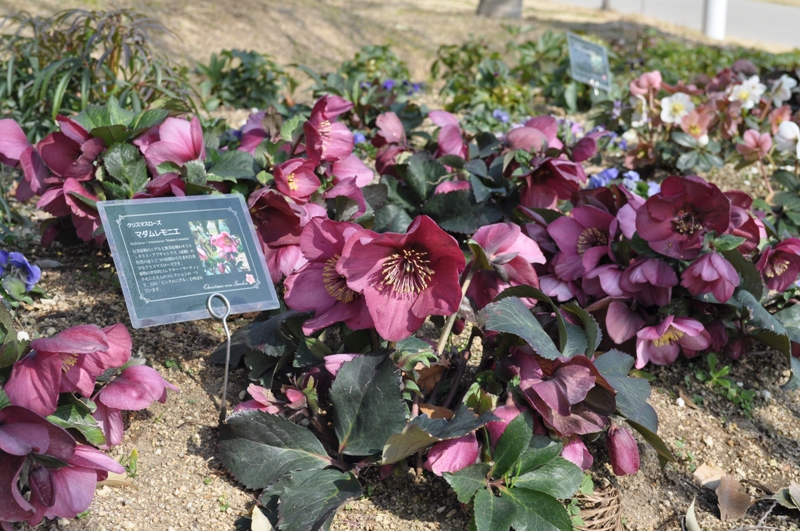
207, 293, 232, 423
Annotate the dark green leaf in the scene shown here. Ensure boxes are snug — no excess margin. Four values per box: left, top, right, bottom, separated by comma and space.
676, 151, 699, 171
2, 277, 29, 302
593, 350, 658, 433
494, 286, 570, 353
483, 297, 561, 360
373, 204, 413, 233
671, 131, 698, 148
103, 143, 149, 197
0, 389, 10, 409
362, 183, 388, 210
381, 423, 439, 464
516, 436, 563, 476
772, 169, 800, 193
781, 356, 800, 391
245, 310, 310, 357
734, 290, 790, 356
713, 234, 746, 252
474, 488, 515, 531
182, 159, 207, 186
562, 302, 602, 355
406, 151, 446, 202
722, 250, 764, 300
47, 401, 105, 446
412, 404, 498, 441
129, 108, 170, 137
443, 463, 491, 503
513, 457, 583, 499
278, 469, 362, 531
422, 190, 504, 234
218, 410, 331, 489
90, 125, 130, 146
437, 155, 466, 169
465, 159, 489, 178
501, 487, 572, 531
207, 150, 258, 181
626, 419, 675, 468
492, 411, 533, 478
330, 353, 407, 456
156, 161, 182, 175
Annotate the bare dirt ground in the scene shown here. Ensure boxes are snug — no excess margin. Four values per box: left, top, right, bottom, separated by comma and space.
2, 1, 800, 530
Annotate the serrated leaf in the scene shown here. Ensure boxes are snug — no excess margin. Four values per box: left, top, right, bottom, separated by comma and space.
381, 423, 439, 464
513, 457, 583, 499
278, 469, 362, 531
207, 150, 257, 181
330, 353, 407, 456
218, 410, 331, 490
734, 290, 790, 356
562, 302, 602, 355
373, 204, 414, 233
713, 234, 746, 252
722, 251, 763, 300
437, 154, 466, 169
90, 125, 130, 146
501, 487, 572, 531
245, 310, 310, 357
406, 151, 446, 202
47, 401, 105, 446
421, 190, 503, 234
444, 463, 491, 504
516, 436, 563, 476
129, 108, 170, 137
593, 349, 658, 433
483, 297, 561, 360
103, 143, 149, 197
156, 161, 182, 175
492, 411, 533, 478
182, 159, 207, 186
474, 488, 515, 531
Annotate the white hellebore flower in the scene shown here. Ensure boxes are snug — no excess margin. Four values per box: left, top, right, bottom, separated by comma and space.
729, 75, 766, 110
771, 74, 797, 107
774, 120, 800, 158
660, 93, 694, 124
630, 95, 649, 127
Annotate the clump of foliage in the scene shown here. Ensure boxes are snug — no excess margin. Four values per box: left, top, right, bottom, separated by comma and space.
195, 49, 298, 113
0, 9, 194, 143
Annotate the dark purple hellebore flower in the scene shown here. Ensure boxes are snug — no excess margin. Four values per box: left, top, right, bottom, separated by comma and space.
303, 95, 354, 164
681, 252, 739, 303
0, 251, 41, 291
423, 432, 479, 476
506, 348, 616, 437
619, 257, 679, 307
725, 191, 765, 255
635, 316, 710, 368
635, 176, 731, 260
93, 365, 178, 448
466, 222, 546, 310
520, 158, 587, 210
37, 116, 104, 181
756, 238, 800, 292
339, 216, 466, 342
4, 324, 127, 416
284, 218, 374, 335
547, 205, 615, 282
606, 422, 640, 476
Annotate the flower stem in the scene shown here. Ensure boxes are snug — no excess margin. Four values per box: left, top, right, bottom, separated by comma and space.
436, 265, 475, 357
759, 159, 774, 195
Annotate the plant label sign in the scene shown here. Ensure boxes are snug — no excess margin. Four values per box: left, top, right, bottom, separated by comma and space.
566, 32, 611, 92
98, 195, 279, 328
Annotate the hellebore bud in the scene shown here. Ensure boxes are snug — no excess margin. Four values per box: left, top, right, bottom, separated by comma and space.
607, 422, 640, 476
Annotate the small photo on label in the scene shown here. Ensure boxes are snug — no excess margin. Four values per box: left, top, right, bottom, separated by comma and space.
189, 219, 252, 276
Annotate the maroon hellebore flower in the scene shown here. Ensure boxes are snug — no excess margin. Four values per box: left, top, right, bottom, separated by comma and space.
37, 116, 104, 181
619, 257, 679, 307
635, 316, 710, 368
423, 432, 479, 476
681, 252, 740, 303
134, 116, 206, 175
303, 94, 354, 164
635, 175, 731, 260
466, 222, 545, 310
284, 218, 374, 334
339, 215, 466, 341
547, 205, 615, 282
561, 435, 593, 470
725, 190, 765, 255
606, 422, 640, 476
274, 158, 320, 204
92, 365, 178, 448
520, 158, 587, 210
323, 177, 367, 219
330, 154, 374, 187
756, 238, 800, 292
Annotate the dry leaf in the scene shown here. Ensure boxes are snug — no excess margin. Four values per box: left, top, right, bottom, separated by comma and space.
96, 471, 135, 489
576, 481, 622, 531
789, 481, 800, 508
694, 463, 725, 490
250, 506, 275, 531
678, 389, 700, 409
715, 474, 752, 521
684, 497, 703, 531
419, 403, 454, 420
415, 363, 447, 395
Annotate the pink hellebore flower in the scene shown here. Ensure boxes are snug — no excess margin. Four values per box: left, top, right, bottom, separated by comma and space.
635, 176, 731, 260
561, 435, 593, 470
274, 158, 320, 204
0, 119, 50, 202
756, 238, 800, 292
323, 177, 367, 219
233, 383, 284, 414
736, 130, 772, 161
680, 109, 712, 141
520, 158, 587, 210
37, 116, 104, 181
619, 257, 679, 307
547, 205, 615, 282
284, 218, 374, 334
429, 110, 467, 159
303, 94, 354, 164
505, 116, 564, 153
210, 232, 239, 255
372, 112, 409, 178
681, 252, 739, 303
635, 316, 710, 368
423, 432, 479, 476
466, 222, 546, 310
238, 111, 270, 155
135, 116, 206, 175
93, 365, 178, 448
725, 190, 765, 255
339, 215, 466, 342
629, 70, 663, 97
330, 154, 374, 187
606, 422, 640, 476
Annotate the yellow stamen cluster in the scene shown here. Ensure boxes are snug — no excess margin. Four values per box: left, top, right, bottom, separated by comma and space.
673, 210, 703, 235
323, 255, 357, 303
764, 258, 789, 278
380, 248, 434, 294
652, 327, 684, 348
577, 228, 608, 255
286, 172, 299, 192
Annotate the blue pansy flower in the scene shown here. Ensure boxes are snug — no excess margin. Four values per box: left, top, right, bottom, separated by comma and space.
622, 170, 641, 191
587, 167, 619, 189
353, 132, 366, 144
0, 251, 41, 292
492, 109, 510, 123
647, 181, 661, 197
382, 79, 396, 90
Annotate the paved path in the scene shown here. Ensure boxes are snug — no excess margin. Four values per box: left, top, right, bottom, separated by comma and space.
549, 0, 800, 49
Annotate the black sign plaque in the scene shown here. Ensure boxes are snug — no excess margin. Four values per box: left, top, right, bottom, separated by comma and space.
98, 195, 279, 328
566, 32, 612, 92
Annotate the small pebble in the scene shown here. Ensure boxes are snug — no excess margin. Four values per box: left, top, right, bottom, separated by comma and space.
676, 397, 685, 408
761, 389, 771, 400
16, 331, 30, 341
703, 436, 714, 447
446, 509, 457, 518
58, 519, 70, 527
47, 327, 56, 336
736, 381, 743, 387
436, 506, 446, 514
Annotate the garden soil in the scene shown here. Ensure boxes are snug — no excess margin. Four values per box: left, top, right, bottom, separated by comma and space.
2, 0, 799, 530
